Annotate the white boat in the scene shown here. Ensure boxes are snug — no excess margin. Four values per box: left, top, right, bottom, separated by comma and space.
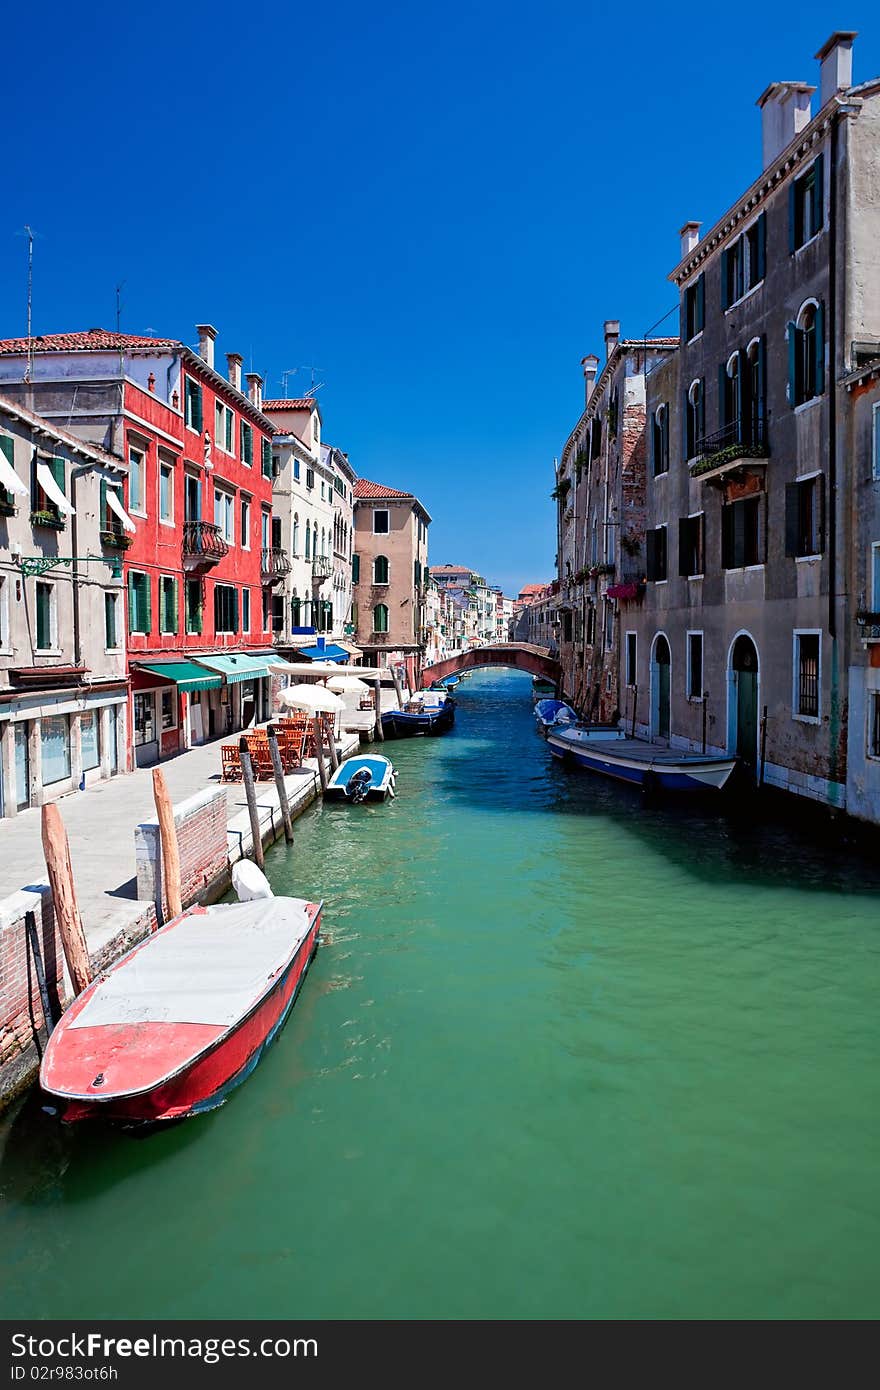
547, 729, 737, 792
325, 754, 396, 803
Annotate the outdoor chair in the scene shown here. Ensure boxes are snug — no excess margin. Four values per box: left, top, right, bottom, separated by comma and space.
221, 744, 242, 782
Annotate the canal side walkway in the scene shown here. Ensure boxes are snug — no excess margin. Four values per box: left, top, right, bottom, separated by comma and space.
0, 728, 359, 961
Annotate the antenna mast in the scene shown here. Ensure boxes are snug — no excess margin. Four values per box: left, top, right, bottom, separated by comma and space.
23, 225, 34, 383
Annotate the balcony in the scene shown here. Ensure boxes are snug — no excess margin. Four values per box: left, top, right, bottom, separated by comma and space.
311, 554, 331, 583
856, 611, 880, 643
182, 519, 229, 571
100, 526, 133, 551
261, 546, 291, 584
691, 420, 769, 483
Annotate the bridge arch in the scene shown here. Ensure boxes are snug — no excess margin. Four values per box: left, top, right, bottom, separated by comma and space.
424, 643, 561, 686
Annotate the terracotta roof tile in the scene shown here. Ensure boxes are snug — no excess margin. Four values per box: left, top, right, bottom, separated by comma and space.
354, 479, 414, 500
261, 398, 318, 410
0, 329, 182, 355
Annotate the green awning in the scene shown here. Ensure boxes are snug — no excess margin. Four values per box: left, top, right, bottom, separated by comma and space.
138, 661, 223, 693
193, 654, 272, 685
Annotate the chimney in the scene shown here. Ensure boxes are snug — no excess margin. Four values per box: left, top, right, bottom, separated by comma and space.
226, 352, 243, 392
816, 31, 857, 108
603, 320, 620, 360
757, 82, 815, 170
196, 324, 217, 369
581, 354, 600, 405
679, 221, 701, 259
246, 372, 263, 410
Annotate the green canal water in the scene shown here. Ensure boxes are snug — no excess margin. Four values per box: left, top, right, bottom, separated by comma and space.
2, 668, 880, 1320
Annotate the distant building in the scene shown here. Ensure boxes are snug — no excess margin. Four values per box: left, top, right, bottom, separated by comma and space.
352, 479, 431, 688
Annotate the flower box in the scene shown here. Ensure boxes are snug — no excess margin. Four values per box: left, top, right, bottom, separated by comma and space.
30, 509, 65, 531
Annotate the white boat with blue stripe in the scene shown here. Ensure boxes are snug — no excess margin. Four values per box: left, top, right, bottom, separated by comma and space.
547, 728, 737, 792
325, 754, 396, 803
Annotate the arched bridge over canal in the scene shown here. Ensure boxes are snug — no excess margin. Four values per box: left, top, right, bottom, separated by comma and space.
424, 643, 561, 687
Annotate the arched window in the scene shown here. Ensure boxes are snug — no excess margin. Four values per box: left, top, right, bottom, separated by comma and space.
686, 379, 704, 459
652, 403, 669, 476
320, 527, 325, 557
302, 598, 311, 627
374, 555, 389, 584
724, 353, 741, 436
292, 514, 300, 556
373, 603, 389, 634
305, 521, 311, 559
746, 339, 766, 443
291, 593, 301, 627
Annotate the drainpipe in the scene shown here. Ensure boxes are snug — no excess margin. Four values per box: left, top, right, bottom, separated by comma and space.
70, 469, 82, 669
828, 110, 839, 643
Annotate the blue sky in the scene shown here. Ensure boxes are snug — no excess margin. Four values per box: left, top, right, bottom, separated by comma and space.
2, 2, 877, 595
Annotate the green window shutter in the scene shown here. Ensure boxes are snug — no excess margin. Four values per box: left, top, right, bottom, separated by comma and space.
128, 573, 137, 632
233, 588, 239, 632
755, 212, 767, 281
787, 322, 798, 404
105, 593, 114, 649
143, 575, 152, 634
172, 578, 179, 634
784, 483, 800, 556
352, 553, 360, 583
811, 154, 824, 237
789, 182, 798, 252
814, 301, 825, 395
194, 384, 203, 433
720, 249, 730, 310
0, 435, 12, 466
696, 273, 705, 332
261, 437, 271, 477
678, 518, 690, 576
100, 480, 108, 531
51, 457, 65, 491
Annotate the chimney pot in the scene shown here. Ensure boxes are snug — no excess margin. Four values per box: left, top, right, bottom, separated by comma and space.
815, 31, 857, 108
246, 372, 263, 411
226, 352, 243, 392
581, 354, 600, 405
756, 82, 815, 170
679, 220, 701, 259
196, 323, 217, 369
603, 320, 620, 360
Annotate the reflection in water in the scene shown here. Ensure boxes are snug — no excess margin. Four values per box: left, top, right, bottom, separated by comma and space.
2, 669, 879, 1319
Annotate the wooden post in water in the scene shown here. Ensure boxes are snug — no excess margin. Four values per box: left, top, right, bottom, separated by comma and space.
372, 680, 385, 742
25, 909, 55, 1037
630, 684, 638, 739
325, 714, 340, 772
312, 716, 329, 793
267, 724, 294, 844
390, 666, 405, 710
239, 737, 265, 869
759, 705, 768, 787
701, 692, 708, 755
152, 767, 182, 920
40, 803, 91, 996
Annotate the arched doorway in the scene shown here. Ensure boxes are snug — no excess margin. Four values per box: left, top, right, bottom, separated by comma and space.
651, 634, 671, 740
730, 634, 759, 771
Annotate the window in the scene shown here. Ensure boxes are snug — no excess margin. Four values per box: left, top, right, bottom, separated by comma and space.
685, 379, 704, 459
184, 377, 203, 432
81, 710, 100, 771
687, 632, 703, 699
242, 587, 251, 633
293, 458, 301, 482
291, 595, 301, 627
625, 632, 637, 687
374, 555, 389, 584
722, 496, 763, 569
128, 446, 144, 512
41, 714, 70, 786
0, 435, 16, 512
35, 581, 55, 650
241, 498, 250, 549
721, 237, 744, 309
789, 303, 824, 407
292, 514, 300, 555
306, 467, 314, 490
746, 338, 767, 444
214, 584, 238, 634
185, 579, 203, 635
128, 571, 151, 633
721, 353, 741, 432
214, 487, 235, 543
133, 692, 155, 748
215, 402, 234, 453
652, 406, 669, 476
785, 476, 824, 558
262, 589, 270, 630
32, 455, 66, 522
160, 690, 176, 731
159, 462, 173, 523
685, 274, 705, 339
321, 480, 325, 500
790, 156, 824, 251
261, 510, 270, 550
352, 553, 360, 583
261, 437, 272, 479
104, 591, 120, 650
373, 509, 389, 534
645, 526, 668, 582
373, 603, 389, 634
721, 216, 766, 309
240, 420, 253, 466
678, 513, 704, 577
159, 575, 178, 634
870, 693, 880, 759
0, 575, 8, 651
305, 522, 311, 560
271, 593, 284, 633
745, 214, 767, 289
794, 632, 820, 720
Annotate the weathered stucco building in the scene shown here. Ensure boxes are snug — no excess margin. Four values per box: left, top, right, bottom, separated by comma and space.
352, 478, 430, 687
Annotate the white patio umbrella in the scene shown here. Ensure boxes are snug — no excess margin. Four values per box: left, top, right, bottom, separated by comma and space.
277, 684, 344, 714
326, 675, 369, 692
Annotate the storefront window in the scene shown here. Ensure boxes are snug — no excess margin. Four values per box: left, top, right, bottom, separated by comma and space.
41, 714, 71, 785
161, 689, 176, 730
14, 722, 29, 810
133, 692, 156, 747
81, 710, 100, 770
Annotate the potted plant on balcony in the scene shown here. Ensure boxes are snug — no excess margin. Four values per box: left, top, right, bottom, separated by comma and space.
30, 508, 65, 530
100, 528, 133, 550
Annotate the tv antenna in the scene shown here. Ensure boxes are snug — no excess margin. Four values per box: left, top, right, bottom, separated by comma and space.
17, 225, 39, 382
298, 365, 325, 397
115, 281, 126, 332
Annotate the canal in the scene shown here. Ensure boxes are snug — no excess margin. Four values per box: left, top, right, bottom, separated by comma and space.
1, 667, 879, 1319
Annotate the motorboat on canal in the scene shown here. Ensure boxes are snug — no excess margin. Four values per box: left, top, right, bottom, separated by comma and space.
533, 698, 578, 735
546, 727, 737, 792
430, 674, 460, 690
531, 676, 556, 701
40, 870, 321, 1125
381, 689, 455, 737
325, 754, 396, 802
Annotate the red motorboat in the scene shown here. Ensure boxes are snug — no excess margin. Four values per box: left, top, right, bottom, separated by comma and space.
40, 893, 321, 1124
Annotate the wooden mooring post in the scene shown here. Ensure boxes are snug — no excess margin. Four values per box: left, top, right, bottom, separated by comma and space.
759, 705, 768, 787
267, 724, 294, 844
701, 692, 708, 755
372, 680, 385, 742
25, 909, 56, 1038
40, 802, 91, 996
239, 737, 265, 869
152, 767, 182, 920
312, 716, 329, 794
630, 684, 638, 739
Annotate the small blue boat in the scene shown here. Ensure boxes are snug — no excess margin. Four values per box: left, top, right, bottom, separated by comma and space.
533, 698, 578, 735
546, 728, 737, 793
431, 674, 460, 690
382, 691, 455, 738
325, 755, 396, 803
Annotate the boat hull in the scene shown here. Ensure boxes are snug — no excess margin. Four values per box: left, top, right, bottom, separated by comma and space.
547, 732, 737, 791
325, 755, 395, 801
381, 706, 454, 737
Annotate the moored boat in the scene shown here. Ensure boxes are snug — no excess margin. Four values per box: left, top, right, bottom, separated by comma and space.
40, 888, 321, 1125
547, 728, 737, 792
382, 691, 455, 737
531, 676, 556, 701
325, 754, 396, 802
533, 698, 578, 735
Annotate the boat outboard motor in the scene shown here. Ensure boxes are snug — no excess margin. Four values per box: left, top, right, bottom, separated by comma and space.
232, 860, 275, 901
347, 768, 373, 804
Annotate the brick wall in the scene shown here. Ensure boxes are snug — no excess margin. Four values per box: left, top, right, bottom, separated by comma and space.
135, 786, 228, 919
0, 886, 63, 1101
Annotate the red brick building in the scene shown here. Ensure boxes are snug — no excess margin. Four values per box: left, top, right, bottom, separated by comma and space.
0, 326, 281, 765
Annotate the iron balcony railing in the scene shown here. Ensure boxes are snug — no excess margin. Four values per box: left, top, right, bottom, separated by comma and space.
182, 519, 229, 563
692, 419, 769, 476
261, 546, 292, 581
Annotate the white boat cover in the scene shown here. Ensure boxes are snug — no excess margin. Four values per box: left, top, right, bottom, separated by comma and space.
36, 461, 75, 516
70, 899, 313, 1030
105, 483, 136, 532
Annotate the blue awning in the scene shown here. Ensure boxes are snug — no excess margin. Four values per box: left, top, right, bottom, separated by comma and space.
298, 644, 349, 663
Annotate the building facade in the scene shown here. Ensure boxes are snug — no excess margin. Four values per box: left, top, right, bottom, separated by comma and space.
0, 395, 128, 816
844, 360, 880, 821
352, 479, 430, 687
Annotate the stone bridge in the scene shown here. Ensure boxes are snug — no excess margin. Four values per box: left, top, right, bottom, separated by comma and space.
424, 643, 561, 687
